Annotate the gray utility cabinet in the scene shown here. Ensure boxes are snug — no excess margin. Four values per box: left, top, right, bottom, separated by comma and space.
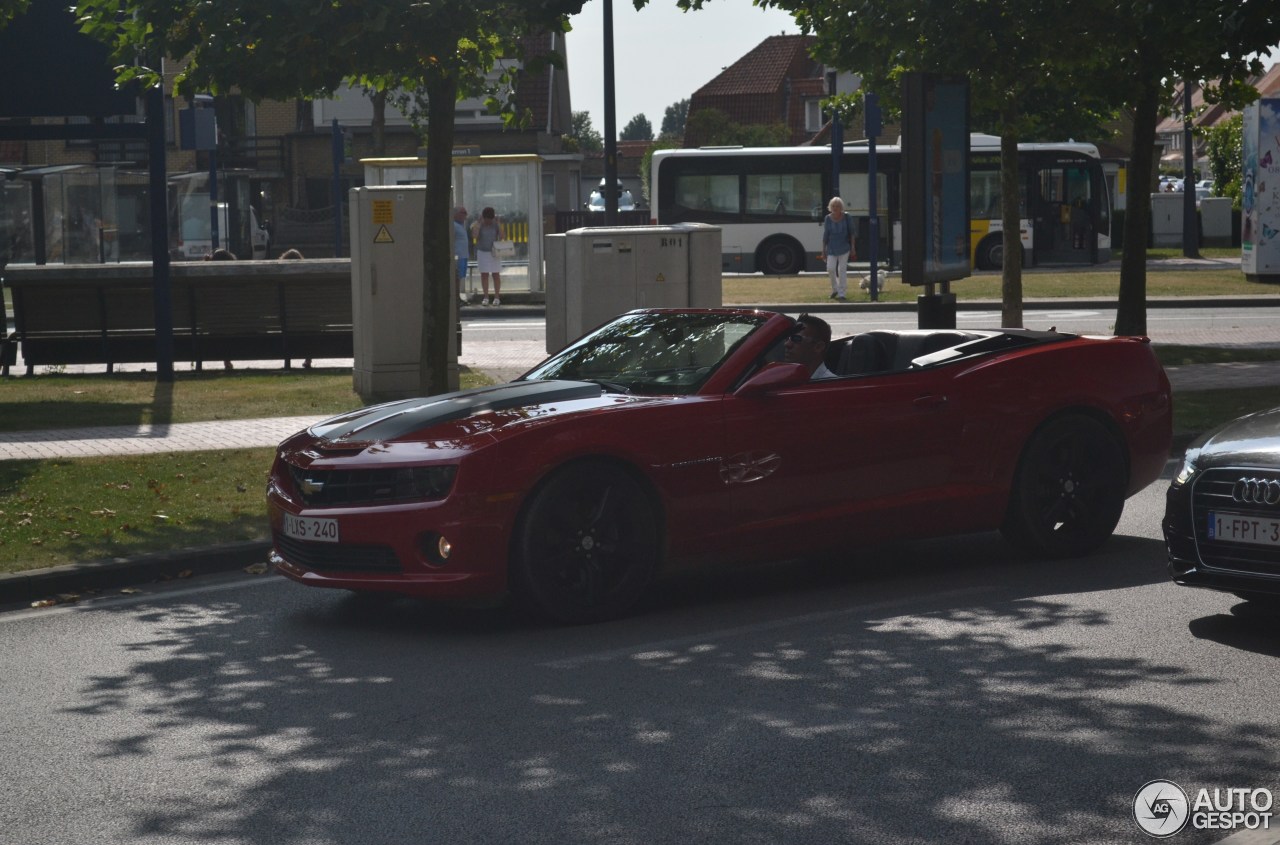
544, 223, 722, 354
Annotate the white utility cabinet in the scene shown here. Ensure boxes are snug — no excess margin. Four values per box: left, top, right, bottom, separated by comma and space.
545, 223, 722, 353
350, 185, 458, 401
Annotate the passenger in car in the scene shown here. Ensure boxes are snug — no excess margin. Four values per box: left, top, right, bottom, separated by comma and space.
784, 313, 837, 379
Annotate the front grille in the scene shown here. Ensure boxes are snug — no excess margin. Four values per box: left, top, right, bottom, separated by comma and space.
287, 463, 455, 507
273, 532, 402, 573
1191, 467, 1280, 577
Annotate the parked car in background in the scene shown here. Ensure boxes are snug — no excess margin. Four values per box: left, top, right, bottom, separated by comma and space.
268, 308, 1172, 623
1165, 406, 1280, 606
586, 178, 636, 212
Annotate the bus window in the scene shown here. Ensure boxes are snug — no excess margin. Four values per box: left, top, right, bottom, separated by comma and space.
745, 172, 820, 220
675, 173, 739, 217
971, 170, 1000, 219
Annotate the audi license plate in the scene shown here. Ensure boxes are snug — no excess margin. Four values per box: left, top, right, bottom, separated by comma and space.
283, 513, 339, 543
1208, 511, 1280, 546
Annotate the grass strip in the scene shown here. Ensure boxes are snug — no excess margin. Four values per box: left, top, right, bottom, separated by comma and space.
0, 367, 490, 433
0, 448, 273, 574
721, 269, 1276, 305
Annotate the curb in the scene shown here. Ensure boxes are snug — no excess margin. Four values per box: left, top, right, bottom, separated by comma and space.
0, 540, 272, 609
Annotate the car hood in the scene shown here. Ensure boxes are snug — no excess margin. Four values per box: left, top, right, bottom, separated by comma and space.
1191, 405, 1280, 467
303, 380, 650, 448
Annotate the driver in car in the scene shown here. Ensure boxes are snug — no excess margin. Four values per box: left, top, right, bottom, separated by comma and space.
784, 313, 836, 379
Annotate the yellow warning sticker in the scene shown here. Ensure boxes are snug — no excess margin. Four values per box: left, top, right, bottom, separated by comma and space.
374, 224, 394, 244
655, 272, 666, 282
372, 201, 394, 224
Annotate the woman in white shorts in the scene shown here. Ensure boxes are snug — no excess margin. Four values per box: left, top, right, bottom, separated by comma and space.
470, 206, 505, 305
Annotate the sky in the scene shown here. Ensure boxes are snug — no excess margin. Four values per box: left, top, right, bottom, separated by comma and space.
566, 1, 799, 138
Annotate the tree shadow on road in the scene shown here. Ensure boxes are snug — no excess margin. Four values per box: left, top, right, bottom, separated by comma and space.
38, 530, 1274, 845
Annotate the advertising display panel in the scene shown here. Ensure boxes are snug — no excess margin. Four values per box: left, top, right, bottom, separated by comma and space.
901, 74, 970, 286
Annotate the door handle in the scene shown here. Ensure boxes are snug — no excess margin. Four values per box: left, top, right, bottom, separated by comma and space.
913, 394, 948, 410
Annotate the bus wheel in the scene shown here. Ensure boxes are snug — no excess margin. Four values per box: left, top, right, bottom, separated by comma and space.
976, 236, 1005, 270
758, 238, 804, 275
976, 236, 1023, 271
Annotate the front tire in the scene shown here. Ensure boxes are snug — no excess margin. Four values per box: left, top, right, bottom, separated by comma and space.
511, 461, 661, 624
1002, 415, 1126, 558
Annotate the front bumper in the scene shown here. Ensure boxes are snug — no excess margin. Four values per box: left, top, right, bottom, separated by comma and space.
267, 482, 513, 600
1164, 471, 1280, 599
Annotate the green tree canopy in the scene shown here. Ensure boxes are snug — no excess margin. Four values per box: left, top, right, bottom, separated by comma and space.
660, 99, 689, 138
0, 0, 29, 26
1084, 0, 1277, 333
748, 0, 1118, 326
570, 110, 604, 153
685, 108, 789, 147
1204, 114, 1244, 205
621, 113, 653, 141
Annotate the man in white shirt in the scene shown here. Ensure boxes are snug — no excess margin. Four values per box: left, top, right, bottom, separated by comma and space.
784, 313, 837, 379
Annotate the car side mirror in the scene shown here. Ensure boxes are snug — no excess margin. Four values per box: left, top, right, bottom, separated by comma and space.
735, 362, 810, 398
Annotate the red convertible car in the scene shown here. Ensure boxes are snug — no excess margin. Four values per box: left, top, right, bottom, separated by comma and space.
267, 309, 1172, 622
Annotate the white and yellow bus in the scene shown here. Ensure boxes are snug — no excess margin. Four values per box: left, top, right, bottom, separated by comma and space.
650, 133, 1112, 274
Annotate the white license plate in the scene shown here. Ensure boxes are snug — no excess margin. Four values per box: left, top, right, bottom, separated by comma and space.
283, 513, 340, 543
1208, 511, 1280, 546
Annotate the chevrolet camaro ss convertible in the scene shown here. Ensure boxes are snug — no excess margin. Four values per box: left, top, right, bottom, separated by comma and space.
267, 309, 1172, 623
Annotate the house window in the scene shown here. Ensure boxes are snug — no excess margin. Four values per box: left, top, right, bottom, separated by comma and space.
805, 100, 824, 133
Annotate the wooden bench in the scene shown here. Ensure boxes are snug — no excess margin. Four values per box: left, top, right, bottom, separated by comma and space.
0, 259, 353, 375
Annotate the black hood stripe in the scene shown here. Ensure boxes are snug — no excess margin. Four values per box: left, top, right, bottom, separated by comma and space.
309, 380, 604, 443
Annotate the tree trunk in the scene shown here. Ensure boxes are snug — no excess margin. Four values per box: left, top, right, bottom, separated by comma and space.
420, 74, 458, 397
1116, 78, 1160, 337
999, 124, 1023, 328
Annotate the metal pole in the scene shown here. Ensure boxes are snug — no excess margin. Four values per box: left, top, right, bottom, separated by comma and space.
1182, 79, 1200, 258
147, 81, 174, 382
209, 145, 219, 251
602, 0, 618, 225
828, 72, 841, 199
332, 119, 344, 257
865, 92, 882, 302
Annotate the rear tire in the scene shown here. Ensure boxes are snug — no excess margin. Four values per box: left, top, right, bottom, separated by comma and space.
511, 461, 661, 624
1002, 415, 1126, 558
758, 238, 804, 275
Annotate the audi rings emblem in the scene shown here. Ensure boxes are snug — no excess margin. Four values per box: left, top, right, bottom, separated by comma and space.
1232, 477, 1280, 506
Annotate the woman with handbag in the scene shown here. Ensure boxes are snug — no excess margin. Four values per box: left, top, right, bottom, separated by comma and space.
470, 206, 505, 306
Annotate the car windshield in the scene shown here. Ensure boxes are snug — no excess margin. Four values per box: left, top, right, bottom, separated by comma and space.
522, 311, 770, 395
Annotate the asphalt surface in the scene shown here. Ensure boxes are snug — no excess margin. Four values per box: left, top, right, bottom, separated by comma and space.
2, 270, 1279, 609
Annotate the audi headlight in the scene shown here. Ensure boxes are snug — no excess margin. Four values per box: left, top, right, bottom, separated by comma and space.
1174, 449, 1201, 486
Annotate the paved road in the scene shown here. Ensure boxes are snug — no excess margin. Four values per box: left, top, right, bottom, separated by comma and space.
0, 482, 1276, 845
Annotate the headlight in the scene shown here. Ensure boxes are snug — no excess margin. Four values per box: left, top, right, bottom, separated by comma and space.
1174, 449, 1200, 486
389, 465, 458, 500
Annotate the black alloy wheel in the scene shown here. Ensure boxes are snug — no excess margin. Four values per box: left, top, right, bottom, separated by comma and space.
1002, 415, 1126, 558
512, 461, 661, 624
